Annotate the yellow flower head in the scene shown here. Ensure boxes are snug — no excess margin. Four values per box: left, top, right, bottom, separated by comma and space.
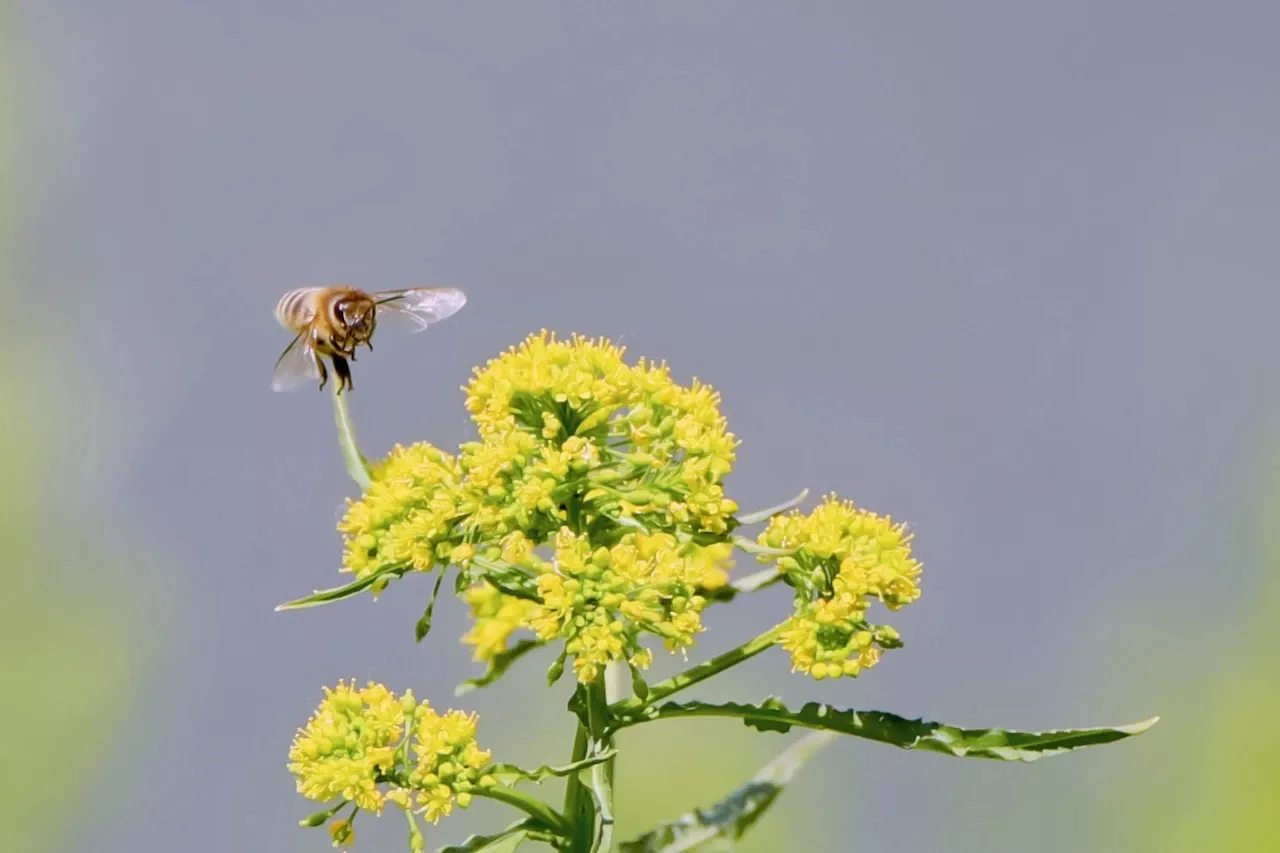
460, 582, 535, 662
459, 331, 739, 538
777, 597, 884, 680
338, 443, 470, 579
288, 681, 407, 813
759, 494, 922, 609
526, 527, 713, 682
408, 702, 493, 823
759, 494, 921, 681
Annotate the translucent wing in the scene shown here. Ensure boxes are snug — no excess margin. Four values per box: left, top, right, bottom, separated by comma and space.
373, 287, 467, 333
271, 331, 321, 392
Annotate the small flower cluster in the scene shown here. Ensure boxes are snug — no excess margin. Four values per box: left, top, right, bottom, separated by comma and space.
338, 444, 469, 581
526, 528, 730, 682
400, 704, 493, 822
288, 681, 406, 812
460, 582, 534, 662
757, 495, 922, 680
289, 681, 496, 836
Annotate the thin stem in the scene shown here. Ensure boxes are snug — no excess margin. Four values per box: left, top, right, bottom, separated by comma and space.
610, 627, 782, 715
585, 680, 615, 853
472, 786, 571, 837
331, 382, 373, 491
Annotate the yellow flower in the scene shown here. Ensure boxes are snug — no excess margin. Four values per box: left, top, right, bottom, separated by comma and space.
460, 583, 534, 662
288, 681, 406, 813
409, 703, 492, 823
459, 331, 739, 538
777, 597, 882, 680
526, 528, 711, 682
759, 494, 922, 608
338, 444, 469, 579
759, 494, 922, 680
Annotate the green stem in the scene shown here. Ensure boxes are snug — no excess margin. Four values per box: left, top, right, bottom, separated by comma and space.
585, 679, 615, 853
472, 786, 572, 837
562, 712, 594, 853
610, 628, 781, 715
331, 381, 373, 491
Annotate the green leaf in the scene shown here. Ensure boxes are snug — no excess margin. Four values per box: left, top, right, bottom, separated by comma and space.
274, 567, 403, 611
415, 569, 449, 642
471, 562, 543, 603
619, 731, 835, 852
436, 819, 538, 853
455, 639, 545, 697
484, 750, 618, 786
547, 650, 568, 687
735, 488, 809, 525
612, 699, 1158, 762
698, 567, 784, 604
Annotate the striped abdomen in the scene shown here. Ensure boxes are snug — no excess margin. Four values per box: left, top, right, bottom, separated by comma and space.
274, 287, 328, 333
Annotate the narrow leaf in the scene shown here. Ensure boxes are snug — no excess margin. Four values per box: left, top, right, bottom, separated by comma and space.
436, 819, 537, 853
699, 567, 783, 604
613, 699, 1158, 762
484, 750, 617, 786
619, 731, 835, 852
274, 567, 403, 611
415, 570, 449, 642
456, 639, 545, 697
483, 572, 543, 603
736, 488, 809, 525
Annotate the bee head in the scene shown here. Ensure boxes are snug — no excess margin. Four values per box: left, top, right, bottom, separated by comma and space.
334, 294, 377, 344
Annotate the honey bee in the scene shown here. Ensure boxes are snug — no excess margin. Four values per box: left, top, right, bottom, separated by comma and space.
271, 285, 467, 393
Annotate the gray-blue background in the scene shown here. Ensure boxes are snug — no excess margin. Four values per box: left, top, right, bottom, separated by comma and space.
10, 2, 1280, 851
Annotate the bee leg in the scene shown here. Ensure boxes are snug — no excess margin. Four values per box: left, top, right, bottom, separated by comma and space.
332, 354, 353, 394
315, 353, 329, 391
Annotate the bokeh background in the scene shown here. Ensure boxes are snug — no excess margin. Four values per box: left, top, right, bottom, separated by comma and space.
5, 2, 1279, 851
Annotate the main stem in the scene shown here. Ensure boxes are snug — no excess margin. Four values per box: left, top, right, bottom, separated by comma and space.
562, 715, 593, 852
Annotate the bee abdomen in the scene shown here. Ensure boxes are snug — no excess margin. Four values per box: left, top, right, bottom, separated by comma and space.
275, 287, 326, 331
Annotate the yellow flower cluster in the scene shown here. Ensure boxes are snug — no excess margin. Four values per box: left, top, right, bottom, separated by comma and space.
526, 528, 724, 682
288, 681, 407, 813
403, 704, 494, 823
758, 495, 921, 680
777, 598, 902, 679
289, 682, 497, 834
460, 583, 534, 662
338, 443, 470, 579
461, 331, 739, 537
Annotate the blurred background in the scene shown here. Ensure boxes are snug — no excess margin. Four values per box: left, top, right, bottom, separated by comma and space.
5, 2, 1279, 851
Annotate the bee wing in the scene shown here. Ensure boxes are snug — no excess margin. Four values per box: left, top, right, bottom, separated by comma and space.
372, 287, 467, 333
271, 331, 321, 392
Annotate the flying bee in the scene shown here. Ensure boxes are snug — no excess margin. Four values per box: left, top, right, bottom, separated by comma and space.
271, 285, 467, 393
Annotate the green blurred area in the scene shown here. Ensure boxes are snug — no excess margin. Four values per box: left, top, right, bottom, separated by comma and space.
0, 20, 146, 851
1116, 451, 1280, 853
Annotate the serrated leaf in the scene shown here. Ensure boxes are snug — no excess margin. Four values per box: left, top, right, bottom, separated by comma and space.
619, 731, 835, 852
274, 567, 403, 611
455, 639, 545, 697
436, 819, 536, 853
415, 570, 449, 642
613, 699, 1158, 762
485, 750, 617, 786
